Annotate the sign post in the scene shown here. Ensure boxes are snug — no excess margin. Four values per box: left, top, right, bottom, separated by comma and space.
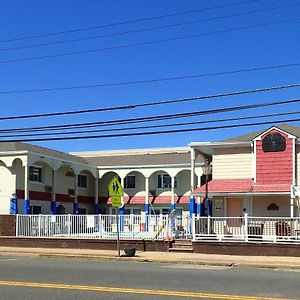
108, 176, 123, 257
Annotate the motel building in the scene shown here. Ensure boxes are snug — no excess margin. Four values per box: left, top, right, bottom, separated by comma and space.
0, 124, 299, 219
190, 124, 300, 219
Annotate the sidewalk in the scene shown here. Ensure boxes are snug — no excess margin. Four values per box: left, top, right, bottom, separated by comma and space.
0, 246, 299, 269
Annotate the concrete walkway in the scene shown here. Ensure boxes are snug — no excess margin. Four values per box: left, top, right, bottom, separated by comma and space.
0, 246, 299, 269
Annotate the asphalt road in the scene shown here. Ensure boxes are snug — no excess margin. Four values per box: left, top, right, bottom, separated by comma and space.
0, 255, 299, 299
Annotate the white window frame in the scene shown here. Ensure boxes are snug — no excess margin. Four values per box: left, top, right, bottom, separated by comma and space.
124, 175, 136, 189
157, 174, 177, 189
77, 174, 88, 189
29, 165, 43, 183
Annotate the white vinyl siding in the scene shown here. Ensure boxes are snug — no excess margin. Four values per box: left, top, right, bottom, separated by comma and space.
213, 147, 253, 179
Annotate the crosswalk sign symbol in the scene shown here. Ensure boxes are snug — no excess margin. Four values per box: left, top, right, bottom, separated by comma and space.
108, 176, 123, 197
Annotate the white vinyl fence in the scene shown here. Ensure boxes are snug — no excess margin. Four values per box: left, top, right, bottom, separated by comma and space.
16, 214, 189, 240
192, 215, 300, 244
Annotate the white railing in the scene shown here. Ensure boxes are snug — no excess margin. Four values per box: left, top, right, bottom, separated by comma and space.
16, 214, 179, 240
192, 215, 300, 244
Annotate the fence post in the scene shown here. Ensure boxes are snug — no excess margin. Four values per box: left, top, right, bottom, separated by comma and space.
131, 214, 134, 239
38, 214, 41, 237
67, 214, 71, 237
99, 214, 102, 238
15, 214, 19, 237
244, 213, 248, 242
192, 214, 196, 241
207, 215, 211, 235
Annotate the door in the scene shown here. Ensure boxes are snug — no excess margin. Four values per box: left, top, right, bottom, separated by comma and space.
226, 198, 243, 235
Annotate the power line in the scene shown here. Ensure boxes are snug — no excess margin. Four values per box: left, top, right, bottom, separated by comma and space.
0, 3, 297, 53
1, 110, 299, 139
0, 82, 298, 123
1, 96, 300, 133
1, 64, 300, 95
2, 118, 300, 142
0, 0, 256, 43
1, 17, 299, 65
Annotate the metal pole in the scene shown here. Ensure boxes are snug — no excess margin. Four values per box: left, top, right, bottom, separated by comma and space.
116, 208, 120, 257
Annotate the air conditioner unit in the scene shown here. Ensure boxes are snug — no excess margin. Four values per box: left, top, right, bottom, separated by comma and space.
44, 186, 52, 193
68, 189, 75, 196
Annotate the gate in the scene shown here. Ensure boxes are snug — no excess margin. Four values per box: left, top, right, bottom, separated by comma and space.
171, 215, 191, 239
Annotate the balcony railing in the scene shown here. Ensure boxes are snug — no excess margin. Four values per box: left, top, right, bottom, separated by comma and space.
192, 215, 300, 244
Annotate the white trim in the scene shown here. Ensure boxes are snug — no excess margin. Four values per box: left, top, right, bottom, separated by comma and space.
189, 141, 251, 148
97, 162, 204, 170
252, 126, 297, 141
70, 146, 189, 156
293, 138, 296, 185
253, 140, 257, 183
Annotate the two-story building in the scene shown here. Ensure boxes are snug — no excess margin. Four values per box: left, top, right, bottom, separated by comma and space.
0, 123, 299, 218
190, 124, 300, 218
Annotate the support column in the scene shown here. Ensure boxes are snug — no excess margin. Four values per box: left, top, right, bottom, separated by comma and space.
23, 165, 30, 214
94, 176, 100, 214
170, 176, 175, 212
145, 177, 150, 215
190, 147, 196, 219
73, 173, 79, 214
191, 147, 196, 191
50, 170, 57, 215
291, 185, 295, 218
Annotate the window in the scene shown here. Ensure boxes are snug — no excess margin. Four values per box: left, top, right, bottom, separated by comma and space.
157, 174, 177, 188
29, 166, 43, 183
78, 208, 86, 214
262, 133, 286, 152
78, 174, 87, 188
124, 175, 135, 189
29, 205, 41, 214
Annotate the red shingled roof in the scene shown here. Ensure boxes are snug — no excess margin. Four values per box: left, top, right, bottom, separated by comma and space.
193, 179, 253, 194
193, 179, 291, 194
252, 184, 290, 192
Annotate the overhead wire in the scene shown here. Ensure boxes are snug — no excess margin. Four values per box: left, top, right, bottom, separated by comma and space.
0, 96, 300, 134
1, 17, 299, 65
1, 110, 299, 139
0, 0, 256, 43
0, 64, 300, 95
0, 3, 298, 53
2, 118, 300, 142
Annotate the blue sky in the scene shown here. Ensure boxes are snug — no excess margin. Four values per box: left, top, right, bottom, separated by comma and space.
0, 0, 299, 152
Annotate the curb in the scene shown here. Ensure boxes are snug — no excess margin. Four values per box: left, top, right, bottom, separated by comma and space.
38, 253, 300, 269
1, 250, 300, 270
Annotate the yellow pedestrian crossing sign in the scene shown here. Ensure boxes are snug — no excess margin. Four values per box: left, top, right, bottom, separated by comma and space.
108, 177, 123, 197
108, 177, 123, 208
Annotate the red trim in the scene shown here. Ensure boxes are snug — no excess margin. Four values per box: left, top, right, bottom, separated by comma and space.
16, 189, 94, 203
99, 195, 189, 205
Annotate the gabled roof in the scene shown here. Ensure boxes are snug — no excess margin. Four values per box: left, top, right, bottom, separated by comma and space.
221, 124, 300, 142
0, 142, 90, 165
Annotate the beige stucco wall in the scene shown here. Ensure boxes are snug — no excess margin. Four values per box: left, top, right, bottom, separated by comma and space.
213, 147, 253, 179
252, 196, 290, 217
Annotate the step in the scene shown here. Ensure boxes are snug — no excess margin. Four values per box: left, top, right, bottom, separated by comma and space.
169, 247, 193, 253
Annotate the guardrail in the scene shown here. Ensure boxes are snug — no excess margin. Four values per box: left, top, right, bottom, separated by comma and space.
192, 214, 300, 244
16, 214, 175, 240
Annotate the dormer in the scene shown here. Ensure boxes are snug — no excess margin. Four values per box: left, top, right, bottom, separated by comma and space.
253, 127, 296, 185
